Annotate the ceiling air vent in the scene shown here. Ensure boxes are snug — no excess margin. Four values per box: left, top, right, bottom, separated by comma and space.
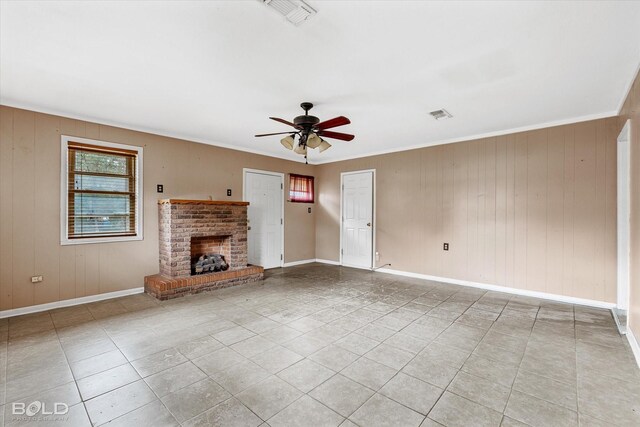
429, 109, 453, 120
262, 0, 316, 26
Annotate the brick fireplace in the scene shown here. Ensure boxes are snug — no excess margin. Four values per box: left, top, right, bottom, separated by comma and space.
144, 199, 264, 300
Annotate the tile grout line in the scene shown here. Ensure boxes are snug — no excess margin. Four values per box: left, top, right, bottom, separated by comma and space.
336, 290, 489, 424
500, 304, 537, 425
4, 268, 635, 426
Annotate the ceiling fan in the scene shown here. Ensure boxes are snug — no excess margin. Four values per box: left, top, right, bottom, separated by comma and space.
255, 102, 354, 163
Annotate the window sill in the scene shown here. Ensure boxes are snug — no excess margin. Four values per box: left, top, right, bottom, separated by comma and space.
60, 235, 143, 246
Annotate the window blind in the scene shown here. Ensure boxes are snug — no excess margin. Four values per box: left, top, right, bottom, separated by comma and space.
67, 142, 138, 239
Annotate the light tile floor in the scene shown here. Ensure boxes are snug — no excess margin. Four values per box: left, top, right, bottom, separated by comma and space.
1, 264, 639, 426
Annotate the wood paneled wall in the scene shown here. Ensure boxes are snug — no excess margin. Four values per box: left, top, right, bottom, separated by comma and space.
619, 68, 640, 335
316, 118, 619, 303
0, 106, 316, 310
0, 104, 625, 311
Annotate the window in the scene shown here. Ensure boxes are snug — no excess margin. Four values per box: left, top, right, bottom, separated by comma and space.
289, 174, 314, 203
61, 136, 143, 245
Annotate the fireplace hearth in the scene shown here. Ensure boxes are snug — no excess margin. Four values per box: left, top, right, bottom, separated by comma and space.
144, 199, 264, 300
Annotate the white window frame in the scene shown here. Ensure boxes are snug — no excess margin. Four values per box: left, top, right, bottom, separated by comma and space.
288, 173, 315, 203
60, 135, 144, 245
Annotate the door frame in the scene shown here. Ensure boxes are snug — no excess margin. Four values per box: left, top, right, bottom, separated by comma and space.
242, 168, 285, 268
340, 169, 376, 270
615, 120, 631, 334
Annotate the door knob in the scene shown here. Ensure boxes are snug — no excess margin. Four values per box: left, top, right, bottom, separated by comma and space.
367, 222, 371, 227
248, 226, 252, 230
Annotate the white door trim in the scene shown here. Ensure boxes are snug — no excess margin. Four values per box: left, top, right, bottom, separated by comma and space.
615, 120, 631, 333
340, 169, 376, 270
242, 168, 285, 268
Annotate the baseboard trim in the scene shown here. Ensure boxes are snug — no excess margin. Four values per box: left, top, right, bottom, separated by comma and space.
375, 268, 616, 309
283, 259, 317, 267
0, 287, 145, 319
626, 327, 640, 368
283, 259, 342, 267
314, 258, 341, 266
612, 308, 628, 335
281, 262, 616, 310
341, 263, 374, 271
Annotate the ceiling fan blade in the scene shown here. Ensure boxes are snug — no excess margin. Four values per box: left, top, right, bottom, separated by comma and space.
255, 131, 298, 137
269, 117, 300, 128
318, 130, 355, 141
316, 116, 351, 130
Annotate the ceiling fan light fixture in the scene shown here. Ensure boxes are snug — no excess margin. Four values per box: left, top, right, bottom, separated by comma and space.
257, 103, 353, 162
306, 133, 321, 149
318, 139, 331, 152
280, 134, 295, 150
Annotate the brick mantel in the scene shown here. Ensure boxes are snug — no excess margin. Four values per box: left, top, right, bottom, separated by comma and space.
158, 199, 250, 206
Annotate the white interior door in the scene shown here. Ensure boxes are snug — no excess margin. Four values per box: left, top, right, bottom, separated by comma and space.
341, 171, 374, 269
616, 120, 631, 333
245, 170, 283, 269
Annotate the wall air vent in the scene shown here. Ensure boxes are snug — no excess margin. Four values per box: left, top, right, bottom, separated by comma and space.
429, 109, 453, 120
262, 0, 316, 26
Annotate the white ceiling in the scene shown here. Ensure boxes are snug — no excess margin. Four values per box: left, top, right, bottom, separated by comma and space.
2, 1, 639, 164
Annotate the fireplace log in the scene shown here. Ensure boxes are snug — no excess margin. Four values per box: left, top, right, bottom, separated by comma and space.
210, 254, 229, 271
192, 253, 229, 274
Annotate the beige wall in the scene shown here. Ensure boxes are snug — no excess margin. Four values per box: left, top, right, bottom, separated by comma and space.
619, 69, 640, 336
0, 103, 627, 311
316, 118, 619, 303
0, 106, 316, 310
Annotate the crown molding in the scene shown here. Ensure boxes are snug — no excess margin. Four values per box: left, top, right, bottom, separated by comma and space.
0, 100, 619, 167
616, 55, 640, 114
311, 111, 619, 165
0, 99, 305, 164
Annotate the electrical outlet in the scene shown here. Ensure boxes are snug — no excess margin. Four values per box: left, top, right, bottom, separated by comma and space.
307, 207, 311, 213
443, 243, 449, 251
31, 275, 43, 283
375, 251, 380, 261
227, 189, 232, 197
157, 184, 164, 193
